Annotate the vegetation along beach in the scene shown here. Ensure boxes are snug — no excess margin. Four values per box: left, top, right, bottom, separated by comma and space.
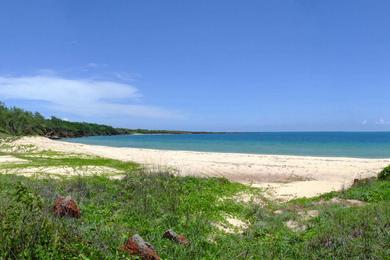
1, 1, 390, 259
0, 105, 389, 258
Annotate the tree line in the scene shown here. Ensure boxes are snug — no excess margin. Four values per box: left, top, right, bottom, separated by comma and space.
0, 102, 126, 137
0, 102, 216, 138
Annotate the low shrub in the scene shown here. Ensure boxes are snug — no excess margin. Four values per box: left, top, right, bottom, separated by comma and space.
378, 166, 390, 181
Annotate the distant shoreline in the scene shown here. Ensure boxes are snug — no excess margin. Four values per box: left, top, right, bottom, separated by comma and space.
53, 131, 226, 140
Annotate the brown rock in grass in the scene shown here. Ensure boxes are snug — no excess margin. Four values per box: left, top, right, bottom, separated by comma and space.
314, 197, 366, 207
121, 234, 160, 260
163, 229, 189, 246
53, 196, 80, 218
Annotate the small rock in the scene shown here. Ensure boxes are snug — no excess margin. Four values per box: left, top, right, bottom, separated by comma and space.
314, 198, 366, 207
285, 220, 306, 232
307, 209, 319, 218
273, 209, 284, 215
163, 229, 189, 246
298, 209, 320, 220
53, 196, 80, 218
314, 199, 326, 205
345, 199, 366, 207
121, 234, 160, 260
330, 197, 342, 204
330, 197, 366, 207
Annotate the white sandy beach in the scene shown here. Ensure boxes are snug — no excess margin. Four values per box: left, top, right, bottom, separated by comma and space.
14, 136, 390, 200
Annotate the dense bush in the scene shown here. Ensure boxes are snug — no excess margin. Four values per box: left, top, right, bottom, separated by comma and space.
0, 102, 121, 137
378, 166, 390, 181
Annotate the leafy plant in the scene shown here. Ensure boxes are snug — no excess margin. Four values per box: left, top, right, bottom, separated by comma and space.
378, 166, 390, 181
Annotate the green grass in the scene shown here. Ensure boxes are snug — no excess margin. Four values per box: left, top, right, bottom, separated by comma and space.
1, 151, 140, 172
0, 143, 389, 259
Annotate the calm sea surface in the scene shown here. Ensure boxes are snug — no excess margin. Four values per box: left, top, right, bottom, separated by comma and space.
64, 132, 390, 158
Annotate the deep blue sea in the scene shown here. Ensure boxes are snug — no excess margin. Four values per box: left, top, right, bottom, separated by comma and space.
64, 132, 390, 158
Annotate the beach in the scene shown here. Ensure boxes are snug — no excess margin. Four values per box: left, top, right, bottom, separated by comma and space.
15, 136, 390, 200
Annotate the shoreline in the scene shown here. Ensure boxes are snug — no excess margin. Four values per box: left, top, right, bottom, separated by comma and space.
62, 137, 390, 160
15, 136, 390, 200
61, 132, 390, 159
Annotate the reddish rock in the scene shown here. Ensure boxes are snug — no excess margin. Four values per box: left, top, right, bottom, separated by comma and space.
121, 234, 160, 260
53, 196, 80, 218
163, 229, 189, 246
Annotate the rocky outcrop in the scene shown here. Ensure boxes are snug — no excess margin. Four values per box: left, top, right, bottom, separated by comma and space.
121, 234, 160, 260
163, 229, 189, 246
53, 196, 80, 218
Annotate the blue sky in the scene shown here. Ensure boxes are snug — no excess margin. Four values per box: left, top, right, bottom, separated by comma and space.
0, 0, 389, 131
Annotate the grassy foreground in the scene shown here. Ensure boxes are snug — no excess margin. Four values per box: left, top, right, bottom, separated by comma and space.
0, 139, 389, 259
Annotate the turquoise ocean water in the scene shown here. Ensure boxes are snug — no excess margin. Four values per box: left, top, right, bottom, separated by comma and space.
64, 132, 390, 158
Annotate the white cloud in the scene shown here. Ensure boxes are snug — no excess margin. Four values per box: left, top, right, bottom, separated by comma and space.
376, 118, 390, 125
113, 72, 139, 82
361, 120, 368, 125
86, 62, 99, 68
0, 75, 182, 119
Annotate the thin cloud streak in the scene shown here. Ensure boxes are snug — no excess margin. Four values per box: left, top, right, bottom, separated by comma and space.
376, 118, 390, 125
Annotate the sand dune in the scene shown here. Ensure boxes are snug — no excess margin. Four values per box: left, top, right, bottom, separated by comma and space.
15, 136, 390, 200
